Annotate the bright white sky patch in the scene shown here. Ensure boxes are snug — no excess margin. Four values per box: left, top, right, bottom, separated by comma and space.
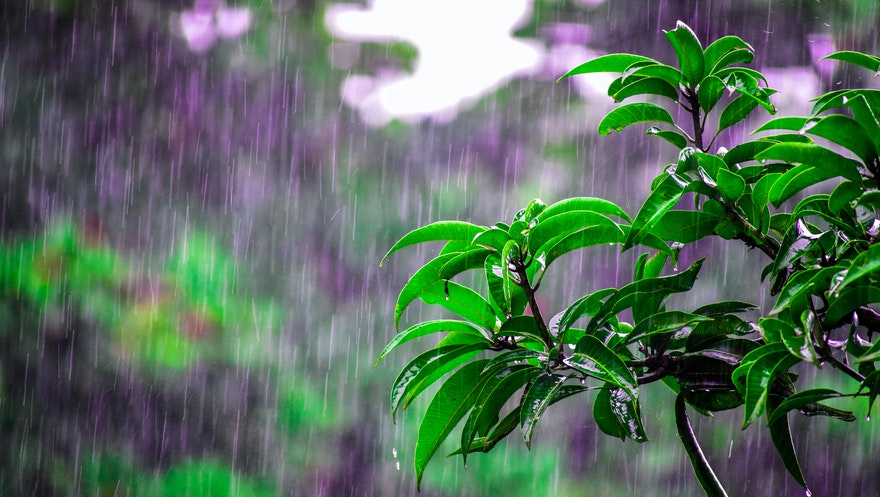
326, 0, 543, 125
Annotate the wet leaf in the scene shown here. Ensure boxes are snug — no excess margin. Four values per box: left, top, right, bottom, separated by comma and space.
768, 388, 852, 424
381, 221, 485, 265
646, 126, 689, 149
597, 102, 675, 136
703, 35, 754, 73
627, 310, 712, 344
537, 197, 631, 223
420, 280, 499, 330
821, 50, 880, 74
563, 335, 638, 399
623, 173, 687, 250
612, 76, 680, 102
415, 359, 491, 490
767, 394, 809, 491
556, 53, 658, 81
650, 210, 722, 244
594, 387, 627, 440
717, 94, 759, 135
376, 320, 489, 365
607, 386, 649, 442
520, 372, 568, 448
664, 21, 705, 86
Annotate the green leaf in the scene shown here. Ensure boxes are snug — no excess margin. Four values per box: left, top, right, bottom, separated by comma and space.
805, 114, 877, 166
825, 286, 880, 327
766, 163, 857, 208
527, 211, 619, 255
759, 317, 818, 365
537, 197, 631, 223
766, 394, 809, 491
717, 94, 759, 135
621, 63, 683, 90
664, 21, 705, 86
438, 247, 494, 280
770, 266, 843, 317
593, 387, 627, 440
845, 94, 880, 157
532, 225, 628, 278
381, 221, 485, 265
858, 371, 880, 418
472, 227, 513, 251
627, 310, 712, 344
415, 359, 491, 490
650, 210, 722, 244
697, 75, 726, 114
811, 89, 880, 115
590, 258, 705, 330
391, 343, 489, 420
460, 365, 541, 463
693, 300, 757, 316
497, 315, 548, 349
723, 71, 776, 113
716, 168, 746, 202
703, 35, 753, 73
597, 102, 675, 136
646, 127, 688, 149
376, 320, 489, 365
732, 343, 800, 428
564, 335, 639, 399
607, 387, 649, 442
500, 240, 518, 311
767, 388, 850, 425
821, 50, 880, 75
675, 394, 729, 497
829, 181, 863, 215
833, 243, 880, 294
757, 143, 862, 182
395, 253, 457, 327
557, 288, 618, 338
612, 76, 680, 102
623, 173, 687, 250
520, 372, 569, 448
420, 280, 499, 331
557, 53, 659, 82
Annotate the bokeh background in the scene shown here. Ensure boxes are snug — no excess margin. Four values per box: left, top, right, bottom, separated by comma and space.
2, 1, 879, 495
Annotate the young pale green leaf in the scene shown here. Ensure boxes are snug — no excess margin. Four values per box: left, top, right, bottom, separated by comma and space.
420, 280, 499, 331
767, 388, 850, 425
381, 221, 485, 265
717, 94, 759, 135
460, 365, 541, 463
376, 320, 489, 365
650, 210, 722, 244
520, 373, 569, 448
646, 127, 689, 149
597, 102, 675, 136
563, 335, 639, 399
415, 359, 491, 490
821, 50, 880, 75
391, 343, 489, 420
675, 394, 729, 497
593, 387, 627, 440
623, 173, 687, 250
766, 395, 809, 492
557, 53, 659, 82
664, 21, 705, 86
626, 310, 712, 344
703, 35, 754, 73
537, 197, 631, 223
611, 77, 680, 103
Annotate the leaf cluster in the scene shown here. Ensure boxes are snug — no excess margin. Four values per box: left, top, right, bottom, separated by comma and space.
380, 21, 880, 496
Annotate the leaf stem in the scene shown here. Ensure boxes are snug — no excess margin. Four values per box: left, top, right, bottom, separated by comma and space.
512, 261, 553, 350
